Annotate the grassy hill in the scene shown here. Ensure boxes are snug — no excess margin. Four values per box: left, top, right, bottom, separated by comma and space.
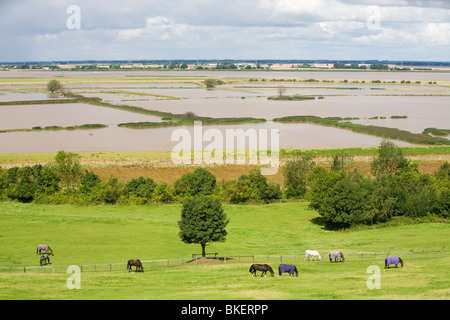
0, 202, 449, 299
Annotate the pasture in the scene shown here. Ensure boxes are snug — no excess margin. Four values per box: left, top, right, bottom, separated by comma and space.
0, 202, 449, 299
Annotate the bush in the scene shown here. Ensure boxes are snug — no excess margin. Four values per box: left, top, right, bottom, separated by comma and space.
174, 168, 216, 199
127, 176, 157, 201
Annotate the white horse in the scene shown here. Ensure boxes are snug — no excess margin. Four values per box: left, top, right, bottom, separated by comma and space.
305, 250, 322, 261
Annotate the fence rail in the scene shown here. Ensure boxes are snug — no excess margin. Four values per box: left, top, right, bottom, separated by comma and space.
1, 249, 449, 274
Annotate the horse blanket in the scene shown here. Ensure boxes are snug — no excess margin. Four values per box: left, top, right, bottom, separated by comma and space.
278, 264, 296, 275
329, 252, 342, 259
385, 257, 400, 266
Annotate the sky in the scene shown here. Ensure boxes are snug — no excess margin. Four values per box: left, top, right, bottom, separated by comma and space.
0, 0, 449, 62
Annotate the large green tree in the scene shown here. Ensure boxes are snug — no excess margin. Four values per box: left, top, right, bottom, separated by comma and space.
178, 197, 229, 257
283, 154, 315, 199
54, 150, 83, 189
371, 139, 410, 176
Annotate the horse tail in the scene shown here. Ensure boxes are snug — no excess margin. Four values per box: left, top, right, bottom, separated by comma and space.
249, 264, 254, 273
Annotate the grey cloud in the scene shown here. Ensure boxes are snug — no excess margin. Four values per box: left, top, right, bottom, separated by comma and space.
0, 0, 448, 62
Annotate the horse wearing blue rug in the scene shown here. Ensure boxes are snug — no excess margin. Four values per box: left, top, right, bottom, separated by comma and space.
278, 264, 298, 277
385, 256, 403, 268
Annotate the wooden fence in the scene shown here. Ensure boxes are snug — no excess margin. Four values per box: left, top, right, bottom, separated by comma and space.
1, 249, 448, 274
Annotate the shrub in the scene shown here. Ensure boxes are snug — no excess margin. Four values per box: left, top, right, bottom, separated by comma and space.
174, 168, 216, 199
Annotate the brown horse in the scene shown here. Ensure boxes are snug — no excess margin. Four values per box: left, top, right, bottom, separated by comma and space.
36, 245, 53, 256
127, 259, 144, 272
249, 264, 274, 277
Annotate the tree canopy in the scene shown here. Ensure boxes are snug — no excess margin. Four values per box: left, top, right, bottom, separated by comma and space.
178, 197, 229, 257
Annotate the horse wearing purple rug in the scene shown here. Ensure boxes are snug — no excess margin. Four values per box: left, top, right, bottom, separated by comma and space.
385, 256, 403, 268
278, 264, 298, 277
36, 245, 53, 256
329, 251, 345, 262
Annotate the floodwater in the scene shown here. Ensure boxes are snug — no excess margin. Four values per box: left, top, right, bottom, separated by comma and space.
0, 103, 162, 130
0, 121, 412, 154
3, 69, 450, 81
0, 70, 448, 153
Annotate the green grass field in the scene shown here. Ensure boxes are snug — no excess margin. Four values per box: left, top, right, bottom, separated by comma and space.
0, 202, 449, 300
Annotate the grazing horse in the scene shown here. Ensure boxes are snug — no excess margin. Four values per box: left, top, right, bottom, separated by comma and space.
36, 245, 53, 256
385, 257, 403, 268
127, 259, 144, 272
249, 264, 275, 277
278, 264, 298, 277
305, 250, 322, 261
40, 254, 51, 266
329, 251, 345, 262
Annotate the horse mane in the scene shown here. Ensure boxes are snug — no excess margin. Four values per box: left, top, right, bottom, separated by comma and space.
266, 265, 275, 275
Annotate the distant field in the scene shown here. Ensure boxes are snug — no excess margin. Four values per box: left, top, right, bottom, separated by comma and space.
0, 202, 448, 299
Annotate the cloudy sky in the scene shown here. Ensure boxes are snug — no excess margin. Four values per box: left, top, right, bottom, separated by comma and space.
0, 0, 449, 62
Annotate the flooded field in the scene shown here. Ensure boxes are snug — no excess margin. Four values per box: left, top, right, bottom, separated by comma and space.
0, 103, 161, 131
0, 121, 412, 154
0, 70, 448, 153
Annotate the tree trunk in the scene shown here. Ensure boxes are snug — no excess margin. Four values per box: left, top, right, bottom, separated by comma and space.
201, 243, 206, 257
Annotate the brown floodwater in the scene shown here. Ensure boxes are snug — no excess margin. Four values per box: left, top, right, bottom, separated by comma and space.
0, 70, 448, 153
2, 70, 450, 82
0, 103, 161, 130
0, 121, 412, 154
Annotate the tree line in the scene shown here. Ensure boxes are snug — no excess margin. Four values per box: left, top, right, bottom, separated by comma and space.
0, 151, 282, 206
287, 140, 449, 228
0, 141, 448, 228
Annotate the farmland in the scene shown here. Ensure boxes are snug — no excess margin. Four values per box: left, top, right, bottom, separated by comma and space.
0, 202, 449, 300
0, 70, 449, 301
